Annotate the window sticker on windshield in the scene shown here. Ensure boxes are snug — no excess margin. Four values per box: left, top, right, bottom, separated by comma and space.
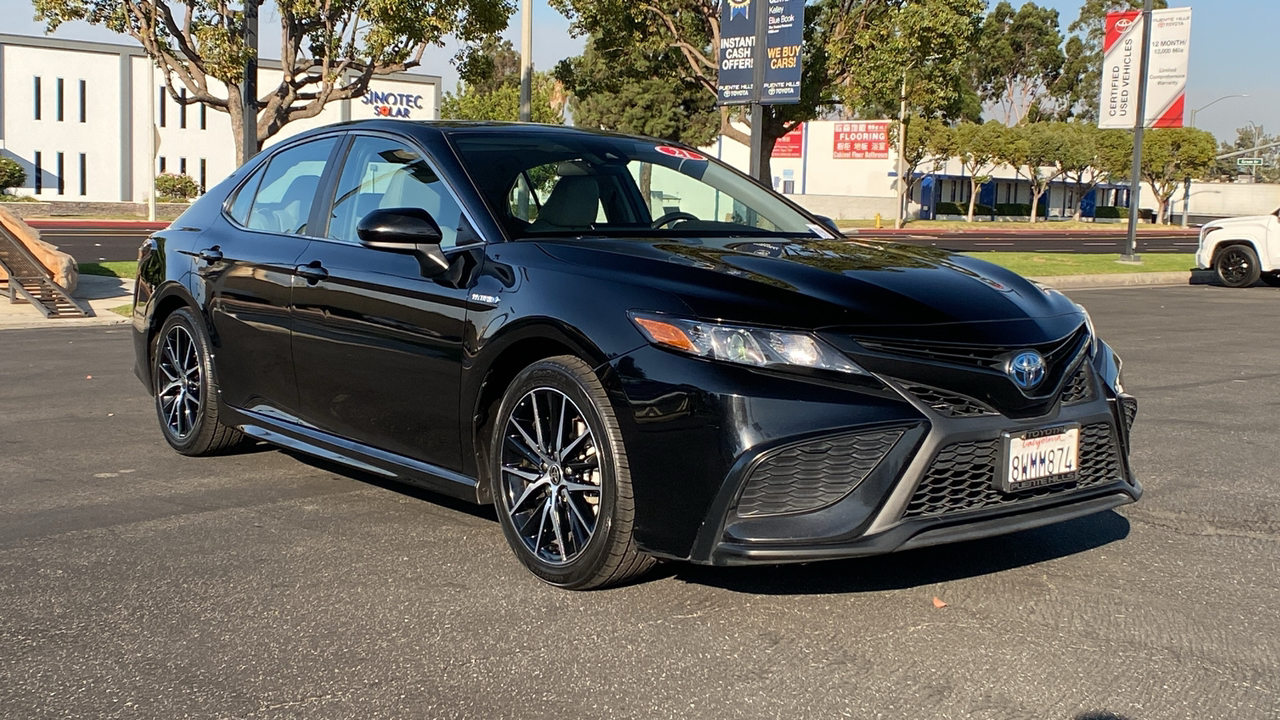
655, 146, 706, 161
807, 223, 835, 240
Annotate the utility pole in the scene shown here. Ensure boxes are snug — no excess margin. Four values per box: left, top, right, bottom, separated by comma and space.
519, 0, 533, 123
747, 0, 768, 184
241, 0, 259, 166
1122, 0, 1154, 262
895, 70, 908, 229
147, 61, 156, 222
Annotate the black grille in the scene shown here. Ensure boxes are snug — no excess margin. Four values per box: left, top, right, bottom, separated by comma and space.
1061, 365, 1095, 405
857, 325, 1088, 372
737, 429, 904, 517
903, 423, 1121, 519
902, 384, 998, 418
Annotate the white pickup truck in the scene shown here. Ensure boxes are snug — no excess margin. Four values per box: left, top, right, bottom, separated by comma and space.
1196, 210, 1280, 288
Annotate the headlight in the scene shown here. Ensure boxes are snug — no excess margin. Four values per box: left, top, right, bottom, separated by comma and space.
629, 313, 868, 376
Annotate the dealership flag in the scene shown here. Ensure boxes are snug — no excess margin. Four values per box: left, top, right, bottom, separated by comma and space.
1098, 8, 1192, 129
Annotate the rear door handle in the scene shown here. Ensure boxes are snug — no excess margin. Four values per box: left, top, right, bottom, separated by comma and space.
295, 261, 329, 283
197, 247, 223, 263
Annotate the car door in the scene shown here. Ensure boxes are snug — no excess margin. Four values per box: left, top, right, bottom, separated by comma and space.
199, 135, 339, 414
289, 132, 485, 471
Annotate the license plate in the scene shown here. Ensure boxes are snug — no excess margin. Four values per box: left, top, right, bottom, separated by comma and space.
999, 424, 1080, 493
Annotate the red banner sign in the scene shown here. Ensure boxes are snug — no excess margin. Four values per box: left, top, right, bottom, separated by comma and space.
833, 121, 891, 159
772, 125, 805, 158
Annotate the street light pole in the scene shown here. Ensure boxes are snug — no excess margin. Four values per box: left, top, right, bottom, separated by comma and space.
1188, 94, 1248, 128
895, 70, 908, 229
519, 0, 533, 123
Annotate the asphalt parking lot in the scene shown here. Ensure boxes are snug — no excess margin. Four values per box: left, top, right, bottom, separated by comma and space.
2, 285, 1278, 719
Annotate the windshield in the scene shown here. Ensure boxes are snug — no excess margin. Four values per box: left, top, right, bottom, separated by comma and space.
448, 131, 825, 240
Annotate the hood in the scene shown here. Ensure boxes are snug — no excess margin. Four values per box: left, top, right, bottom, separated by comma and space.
536, 236, 1085, 345
1205, 214, 1275, 230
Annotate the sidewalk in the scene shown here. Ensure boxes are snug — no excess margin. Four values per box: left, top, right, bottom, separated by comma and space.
0, 274, 134, 330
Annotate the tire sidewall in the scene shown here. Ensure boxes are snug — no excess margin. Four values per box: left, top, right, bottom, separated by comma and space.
153, 308, 216, 454
489, 359, 622, 588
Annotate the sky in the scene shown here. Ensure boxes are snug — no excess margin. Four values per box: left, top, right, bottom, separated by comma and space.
0, 0, 1272, 143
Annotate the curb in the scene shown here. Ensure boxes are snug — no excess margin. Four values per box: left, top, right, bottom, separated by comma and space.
1029, 270, 1216, 290
0, 315, 130, 331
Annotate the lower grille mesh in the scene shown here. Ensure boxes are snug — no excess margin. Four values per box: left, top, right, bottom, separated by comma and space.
737, 429, 904, 517
902, 384, 998, 417
903, 423, 1121, 519
1119, 396, 1138, 452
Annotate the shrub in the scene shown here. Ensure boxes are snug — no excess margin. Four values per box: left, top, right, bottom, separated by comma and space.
994, 203, 1032, 217
935, 202, 996, 217
0, 156, 26, 195
155, 173, 200, 202
1093, 206, 1130, 219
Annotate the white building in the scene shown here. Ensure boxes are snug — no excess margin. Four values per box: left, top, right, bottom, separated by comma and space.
0, 33, 441, 203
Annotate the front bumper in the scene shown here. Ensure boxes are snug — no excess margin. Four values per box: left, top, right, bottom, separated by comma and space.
608, 341, 1139, 565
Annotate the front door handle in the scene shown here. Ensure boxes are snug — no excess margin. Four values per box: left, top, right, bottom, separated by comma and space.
295, 261, 329, 283
197, 247, 223, 263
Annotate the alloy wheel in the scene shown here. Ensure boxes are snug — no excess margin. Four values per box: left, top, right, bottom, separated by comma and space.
1220, 249, 1253, 285
156, 324, 203, 440
499, 387, 602, 566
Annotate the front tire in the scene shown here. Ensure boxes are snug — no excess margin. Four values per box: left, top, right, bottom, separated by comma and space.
489, 356, 655, 589
152, 308, 246, 456
1215, 245, 1262, 288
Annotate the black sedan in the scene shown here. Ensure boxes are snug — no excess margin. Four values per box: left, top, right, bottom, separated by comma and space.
132, 120, 1140, 589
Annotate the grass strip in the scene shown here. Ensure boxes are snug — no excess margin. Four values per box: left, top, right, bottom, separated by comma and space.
969, 252, 1195, 276
80, 262, 138, 280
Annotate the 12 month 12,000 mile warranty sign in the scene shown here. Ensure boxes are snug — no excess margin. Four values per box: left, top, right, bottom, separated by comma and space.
1000, 424, 1080, 493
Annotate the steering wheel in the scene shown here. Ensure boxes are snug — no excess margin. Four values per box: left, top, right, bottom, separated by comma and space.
651, 211, 699, 229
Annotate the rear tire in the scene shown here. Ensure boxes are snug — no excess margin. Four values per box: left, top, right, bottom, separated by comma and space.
152, 308, 246, 456
489, 355, 655, 589
1214, 245, 1262, 288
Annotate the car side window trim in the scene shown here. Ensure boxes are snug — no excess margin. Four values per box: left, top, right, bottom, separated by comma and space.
219, 131, 346, 238
316, 129, 490, 249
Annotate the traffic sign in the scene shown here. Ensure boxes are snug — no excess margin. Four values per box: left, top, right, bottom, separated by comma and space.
1237, 157, 1265, 167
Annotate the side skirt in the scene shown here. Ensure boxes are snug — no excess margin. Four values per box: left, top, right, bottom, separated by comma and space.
222, 405, 481, 504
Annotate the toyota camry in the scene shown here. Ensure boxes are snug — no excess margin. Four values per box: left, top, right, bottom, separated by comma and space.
132, 120, 1141, 589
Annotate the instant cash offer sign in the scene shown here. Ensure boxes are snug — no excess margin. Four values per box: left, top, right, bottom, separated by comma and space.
1098, 8, 1193, 129
716, 0, 804, 105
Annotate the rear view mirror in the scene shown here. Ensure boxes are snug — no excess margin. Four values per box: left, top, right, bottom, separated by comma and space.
358, 207, 450, 276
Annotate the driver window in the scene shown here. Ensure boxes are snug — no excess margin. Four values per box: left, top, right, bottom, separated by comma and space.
629, 161, 781, 231
328, 136, 474, 249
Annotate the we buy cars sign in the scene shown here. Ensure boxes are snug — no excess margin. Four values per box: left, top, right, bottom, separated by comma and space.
1098, 8, 1193, 129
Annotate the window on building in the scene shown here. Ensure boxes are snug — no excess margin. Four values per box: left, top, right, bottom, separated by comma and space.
180, 89, 187, 129
159, 87, 166, 127
80, 154, 87, 196
200, 159, 207, 193
56, 78, 64, 122
80, 80, 87, 123
180, 158, 187, 176
159, 157, 166, 174
57, 153, 65, 195
34, 77, 41, 120
200, 104, 207, 130
34, 152, 42, 194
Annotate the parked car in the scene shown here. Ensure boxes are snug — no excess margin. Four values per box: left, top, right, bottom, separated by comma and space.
1196, 210, 1280, 288
132, 120, 1140, 589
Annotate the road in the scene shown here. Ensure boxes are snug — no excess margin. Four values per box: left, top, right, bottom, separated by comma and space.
2, 285, 1277, 719
28, 222, 1200, 263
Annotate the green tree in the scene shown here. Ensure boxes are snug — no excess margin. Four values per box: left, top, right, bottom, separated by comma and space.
1210, 126, 1279, 184
949, 121, 1008, 222
974, 2, 1065, 126
441, 72, 565, 124
892, 115, 949, 223
1053, 123, 1129, 221
457, 36, 523, 94
35, 0, 513, 164
155, 172, 200, 201
1139, 127, 1217, 224
556, 36, 718, 146
999, 122, 1070, 223
1057, 0, 1168, 121
827, 0, 985, 120
0, 156, 25, 195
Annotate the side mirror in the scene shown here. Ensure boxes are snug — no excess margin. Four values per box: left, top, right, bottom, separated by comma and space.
813, 214, 843, 237
357, 207, 450, 276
